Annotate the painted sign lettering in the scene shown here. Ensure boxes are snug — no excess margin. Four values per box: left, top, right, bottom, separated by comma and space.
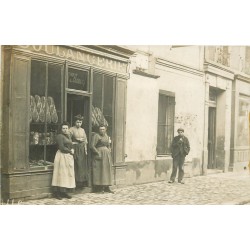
17, 45, 128, 74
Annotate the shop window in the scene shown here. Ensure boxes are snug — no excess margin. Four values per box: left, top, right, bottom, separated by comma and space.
92, 73, 114, 138
157, 92, 175, 155
92, 73, 127, 165
29, 60, 63, 167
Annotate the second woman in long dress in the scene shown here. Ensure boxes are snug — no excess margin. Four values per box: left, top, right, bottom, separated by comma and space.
69, 114, 88, 189
91, 125, 114, 193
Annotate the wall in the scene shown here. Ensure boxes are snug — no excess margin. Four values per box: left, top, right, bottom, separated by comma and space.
125, 72, 159, 162
124, 45, 204, 71
155, 62, 205, 163
123, 46, 204, 185
229, 46, 245, 72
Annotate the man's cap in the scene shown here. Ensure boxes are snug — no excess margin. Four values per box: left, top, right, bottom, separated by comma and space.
177, 128, 184, 132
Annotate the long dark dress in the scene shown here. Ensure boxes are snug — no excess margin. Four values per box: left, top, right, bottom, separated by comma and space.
69, 126, 88, 184
91, 133, 113, 185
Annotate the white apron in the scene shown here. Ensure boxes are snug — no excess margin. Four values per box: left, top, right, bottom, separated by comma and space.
52, 150, 76, 188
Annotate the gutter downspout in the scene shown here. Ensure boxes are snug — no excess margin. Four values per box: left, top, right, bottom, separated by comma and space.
202, 46, 207, 175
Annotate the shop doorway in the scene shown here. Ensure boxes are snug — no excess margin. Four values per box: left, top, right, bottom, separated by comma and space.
66, 93, 92, 187
208, 107, 216, 169
66, 94, 89, 132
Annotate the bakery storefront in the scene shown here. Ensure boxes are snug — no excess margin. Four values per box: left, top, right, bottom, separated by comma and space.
1, 45, 133, 201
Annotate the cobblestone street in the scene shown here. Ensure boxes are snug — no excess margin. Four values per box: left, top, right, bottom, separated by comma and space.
21, 171, 250, 205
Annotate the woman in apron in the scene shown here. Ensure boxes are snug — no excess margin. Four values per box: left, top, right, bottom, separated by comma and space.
52, 122, 75, 199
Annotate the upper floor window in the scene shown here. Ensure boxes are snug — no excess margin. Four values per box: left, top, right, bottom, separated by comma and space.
206, 46, 230, 67
157, 91, 175, 155
244, 47, 250, 75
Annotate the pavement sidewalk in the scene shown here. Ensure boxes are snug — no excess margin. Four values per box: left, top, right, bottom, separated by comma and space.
19, 170, 250, 205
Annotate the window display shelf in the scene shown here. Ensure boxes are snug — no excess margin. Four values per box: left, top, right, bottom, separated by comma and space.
30, 144, 57, 146
29, 160, 54, 168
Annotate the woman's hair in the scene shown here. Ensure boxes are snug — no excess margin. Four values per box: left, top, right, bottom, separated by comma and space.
74, 114, 84, 122
60, 121, 70, 129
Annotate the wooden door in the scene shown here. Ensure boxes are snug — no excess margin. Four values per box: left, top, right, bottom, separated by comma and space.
208, 107, 216, 169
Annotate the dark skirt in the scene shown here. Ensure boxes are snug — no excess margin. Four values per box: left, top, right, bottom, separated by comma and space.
73, 143, 88, 183
92, 146, 113, 185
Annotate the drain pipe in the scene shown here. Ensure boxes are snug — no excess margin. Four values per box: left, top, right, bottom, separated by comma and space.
202, 46, 208, 175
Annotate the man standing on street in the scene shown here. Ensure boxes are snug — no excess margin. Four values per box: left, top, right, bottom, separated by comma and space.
168, 128, 190, 184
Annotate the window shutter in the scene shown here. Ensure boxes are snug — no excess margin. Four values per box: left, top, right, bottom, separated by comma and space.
114, 78, 126, 164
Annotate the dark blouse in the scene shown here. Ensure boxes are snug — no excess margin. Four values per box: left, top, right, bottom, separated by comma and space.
56, 133, 73, 154
91, 133, 110, 154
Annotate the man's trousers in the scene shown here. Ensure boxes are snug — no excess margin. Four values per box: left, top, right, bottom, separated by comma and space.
170, 154, 185, 182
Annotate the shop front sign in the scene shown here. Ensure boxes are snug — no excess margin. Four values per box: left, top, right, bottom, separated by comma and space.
16, 45, 128, 74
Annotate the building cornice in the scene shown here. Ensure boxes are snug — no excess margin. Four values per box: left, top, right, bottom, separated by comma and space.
80, 45, 135, 59
204, 61, 234, 80
234, 73, 250, 83
69, 45, 132, 62
156, 58, 204, 77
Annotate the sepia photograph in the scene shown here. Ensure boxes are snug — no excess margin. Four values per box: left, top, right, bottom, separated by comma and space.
0, 1, 250, 250
0, 45, 249, 205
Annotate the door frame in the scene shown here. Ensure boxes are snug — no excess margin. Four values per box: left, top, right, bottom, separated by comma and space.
65, 91, 93, 187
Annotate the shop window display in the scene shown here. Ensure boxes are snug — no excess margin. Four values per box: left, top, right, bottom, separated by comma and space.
92, 73, 114, 137
29, 60, 63, 167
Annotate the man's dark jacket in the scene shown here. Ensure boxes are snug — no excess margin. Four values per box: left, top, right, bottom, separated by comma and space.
171, 135, 190, 158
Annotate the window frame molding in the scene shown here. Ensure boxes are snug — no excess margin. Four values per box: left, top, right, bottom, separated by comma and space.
157, 90, 175, 156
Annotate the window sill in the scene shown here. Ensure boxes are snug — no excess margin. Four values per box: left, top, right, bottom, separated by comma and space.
156, 155, 172, 160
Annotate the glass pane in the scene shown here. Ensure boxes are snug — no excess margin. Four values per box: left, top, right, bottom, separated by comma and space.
103, 75, 113, 116
209, 88, 217, 102
68, 68, 88, 91
103, 75, 114, 136
92, 73, 114, 140
157, 125, 167, 154
157, 95, 175, 155
46, 63, 63, 163
237, 98, 250, 146
158, 95, 167, 125
29, 60, 46, 167
92, 73, 103, 132
93, 73, 103, 109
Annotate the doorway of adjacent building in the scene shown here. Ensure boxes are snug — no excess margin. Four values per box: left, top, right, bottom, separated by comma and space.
208, 107, 216, 169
